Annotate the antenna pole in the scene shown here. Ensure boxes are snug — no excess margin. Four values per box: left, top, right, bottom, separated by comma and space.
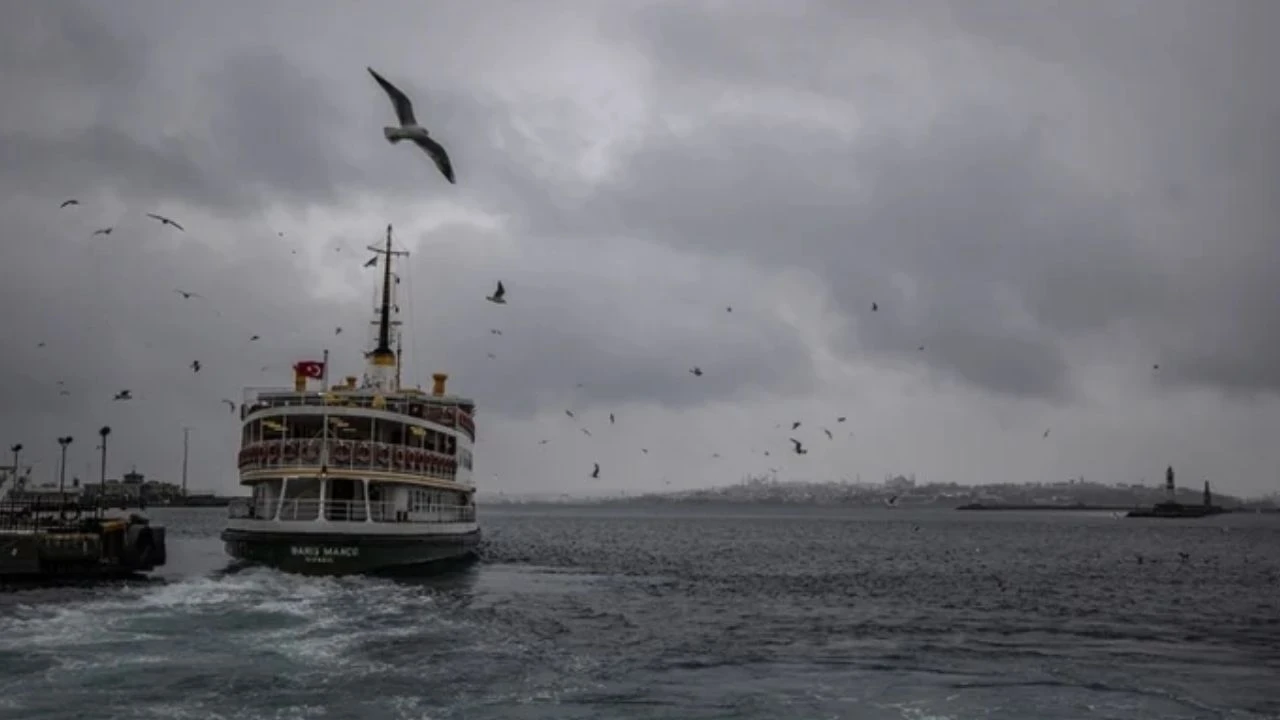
181, 427, 189, 498
365, 225, 409, 392
395, 333, 403, 388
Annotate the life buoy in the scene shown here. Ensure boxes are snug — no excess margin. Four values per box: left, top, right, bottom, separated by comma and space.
393, 447, 406, 468
356, 443, 371, 465
282, 441, 298, 462
376, 446, 391, 468
334, 442, 352, 463
301, 441, 320, 463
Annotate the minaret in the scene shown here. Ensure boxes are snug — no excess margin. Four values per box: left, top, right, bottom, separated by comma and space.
1165, 465, 1176, 504
365, 224, 409, 392
1203, 480, 1212, 508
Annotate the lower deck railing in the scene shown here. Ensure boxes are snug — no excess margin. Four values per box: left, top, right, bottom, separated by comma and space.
227, 497, 475, 524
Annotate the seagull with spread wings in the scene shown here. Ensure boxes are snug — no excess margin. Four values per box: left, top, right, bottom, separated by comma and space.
368, 67, 456, 184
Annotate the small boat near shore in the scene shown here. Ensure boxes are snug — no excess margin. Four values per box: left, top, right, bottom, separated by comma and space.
220, 225, 480, 575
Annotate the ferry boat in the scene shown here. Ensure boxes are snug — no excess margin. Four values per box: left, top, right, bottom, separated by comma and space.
221, 225, 480, 574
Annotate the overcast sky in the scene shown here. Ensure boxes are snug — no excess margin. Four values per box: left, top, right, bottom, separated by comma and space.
2, 0, 1277, 498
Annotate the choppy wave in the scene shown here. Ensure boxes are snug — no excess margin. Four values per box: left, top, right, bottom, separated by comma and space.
0, 506, 1276, 719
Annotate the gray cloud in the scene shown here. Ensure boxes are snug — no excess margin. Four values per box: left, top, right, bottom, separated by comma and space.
1, 0, 1277, 495
573, 0, 1280, 401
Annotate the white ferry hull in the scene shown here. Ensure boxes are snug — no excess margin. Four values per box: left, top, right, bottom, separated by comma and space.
221, 525, 480, 575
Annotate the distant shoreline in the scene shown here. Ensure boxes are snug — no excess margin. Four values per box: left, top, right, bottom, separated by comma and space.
955, 503, 1135, 511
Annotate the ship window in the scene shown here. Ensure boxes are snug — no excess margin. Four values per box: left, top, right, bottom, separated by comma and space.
285, 415, 325, 440
336, 416, 371, 440
374, 421, 406, 444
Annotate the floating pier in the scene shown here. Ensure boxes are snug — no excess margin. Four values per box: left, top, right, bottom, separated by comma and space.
0, 499, 166, 580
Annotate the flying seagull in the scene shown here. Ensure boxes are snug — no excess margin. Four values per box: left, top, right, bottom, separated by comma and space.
690, 367, 703, 377
113, 390, 132, 401
221, 398, 237, 414
92, 227, 112, 236
591, 463, 600, 479
191, 360, 202, 373
367, 67, 456, 184
792, 421, 802, 430
872, 302, 879, 312
836, 416, 846, 423
490, 329, 502, 336
486, 281, 506, 304
363, 256, 378, 268
145, 213, 185, 231
789, 438, 808, 455
609, 413, 615, 425
174, 289, 201, 299
823, 428, 833, 440
565, 410, 575, 418
60, 199, 79, 209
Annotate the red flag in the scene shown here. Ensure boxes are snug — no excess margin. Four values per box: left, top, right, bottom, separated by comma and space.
293, 361, 325, 379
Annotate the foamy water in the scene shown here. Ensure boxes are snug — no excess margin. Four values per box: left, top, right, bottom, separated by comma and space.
0, 506, 1276, 719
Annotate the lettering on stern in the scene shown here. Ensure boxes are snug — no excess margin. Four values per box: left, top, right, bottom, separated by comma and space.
289, 545, 360, 563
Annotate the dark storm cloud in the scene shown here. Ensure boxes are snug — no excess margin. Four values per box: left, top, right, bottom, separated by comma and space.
0, 127, 224, 206
508, 103, 1140, 400
571, 0, 1280, 400
3, 0, 1277, 494
202, 50, 358, 208
0, 0, 815, 441
390, 232, 818, 419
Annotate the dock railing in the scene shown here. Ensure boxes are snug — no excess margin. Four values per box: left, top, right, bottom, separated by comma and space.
0, 498, 107, 532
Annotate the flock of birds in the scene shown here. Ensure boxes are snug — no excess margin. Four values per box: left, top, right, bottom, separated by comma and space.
32, 66, 1171, 489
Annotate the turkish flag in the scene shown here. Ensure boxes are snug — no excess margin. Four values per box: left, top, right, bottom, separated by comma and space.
293, 361, 325, 379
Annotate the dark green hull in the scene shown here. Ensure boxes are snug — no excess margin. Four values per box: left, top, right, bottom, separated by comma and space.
221, 528, 480, 575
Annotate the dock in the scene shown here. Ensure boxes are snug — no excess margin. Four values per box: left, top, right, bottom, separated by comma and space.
0, 499, 166, 580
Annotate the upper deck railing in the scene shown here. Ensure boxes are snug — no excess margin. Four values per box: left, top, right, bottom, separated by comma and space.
241, 392, 475, 441
238, 438, 469, 483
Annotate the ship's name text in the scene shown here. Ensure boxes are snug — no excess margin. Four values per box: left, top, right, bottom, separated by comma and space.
290, 545, 360, 563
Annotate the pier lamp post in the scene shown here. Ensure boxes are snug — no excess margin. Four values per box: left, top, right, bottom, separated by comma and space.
8, 443, 20, 485
98, 426, 111, 511
56, 436, 73, 500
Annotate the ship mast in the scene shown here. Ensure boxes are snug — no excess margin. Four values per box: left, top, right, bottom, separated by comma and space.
365, 224, 409, 392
